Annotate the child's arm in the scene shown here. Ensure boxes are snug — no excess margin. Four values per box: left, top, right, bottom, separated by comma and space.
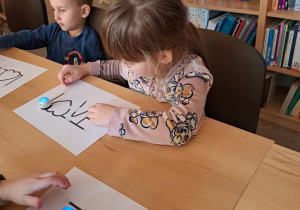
89, 59, 125, 81
0, 171, 70, 209
0, 24, 50, 50
58, 60, 124, 85
107, 70, 212, 146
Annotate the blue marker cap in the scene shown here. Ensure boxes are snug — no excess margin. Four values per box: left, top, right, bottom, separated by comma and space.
38, 97, 51, 109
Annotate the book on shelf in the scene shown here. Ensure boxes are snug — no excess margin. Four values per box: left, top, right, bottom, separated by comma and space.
278, 20, 294, 67
274, 19, 288, 66
231, 17, 242, 37
270, 21, 280, 66
234, 15, 248, 38
237, 16, 255, 40
287, 21, 300, 69
207, 12, 228, 31
188, 7, 197, 26
215, 15, 227, 32
280, 78, 300, 114
288, 0, 296, 10
247, 28, 257, 45
195, 8, 201, 28
291, 23, 300, 69
278, 0, 283, 9
286, 87, 300, 115
263, 19, 281, 66
290, 98, 300, 117
220, 13, 237, 35
282, 21, 297, 68
198, 9, 224, 29
262, 72, 279, 107
242, 17, 258, 42
296, 0, 300, 11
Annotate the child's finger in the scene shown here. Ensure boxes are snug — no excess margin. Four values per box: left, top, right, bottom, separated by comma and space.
21, 195, 41, 209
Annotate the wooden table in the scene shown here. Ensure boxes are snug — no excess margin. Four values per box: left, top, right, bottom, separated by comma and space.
236, 144, 300, 210
0, 48, 294, 210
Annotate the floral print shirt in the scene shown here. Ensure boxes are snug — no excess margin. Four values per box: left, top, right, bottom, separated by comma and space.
89, 52, 213, 146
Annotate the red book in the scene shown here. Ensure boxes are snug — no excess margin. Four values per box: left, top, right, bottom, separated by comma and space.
235, 19, 246, 38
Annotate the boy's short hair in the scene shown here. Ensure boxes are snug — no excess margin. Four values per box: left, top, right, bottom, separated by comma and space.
75, 0, 93, 7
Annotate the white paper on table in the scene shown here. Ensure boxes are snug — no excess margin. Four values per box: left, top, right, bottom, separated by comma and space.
0, 55, 47, 98
27, 167, 147, 210
14, 80, 140, 155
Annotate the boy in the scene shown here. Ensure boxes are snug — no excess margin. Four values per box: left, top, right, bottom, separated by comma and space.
0, 0, 105, 65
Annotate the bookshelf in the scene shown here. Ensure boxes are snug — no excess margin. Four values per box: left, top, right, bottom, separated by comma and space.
183, 0, 300, 132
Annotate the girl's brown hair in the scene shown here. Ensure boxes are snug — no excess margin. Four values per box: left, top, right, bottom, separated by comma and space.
101, 0, 209, 77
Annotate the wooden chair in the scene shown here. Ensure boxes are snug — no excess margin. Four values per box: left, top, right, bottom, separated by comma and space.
199, 29, 266, 133
87, 6, 111, 60
4, 0, 48, 32
88, 6, 127, 87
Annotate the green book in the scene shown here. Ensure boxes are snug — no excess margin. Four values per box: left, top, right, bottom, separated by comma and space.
286, 87, 300, 115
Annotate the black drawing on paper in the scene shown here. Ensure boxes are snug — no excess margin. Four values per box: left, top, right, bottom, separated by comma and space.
44, 93, 90, 131
0, 67, 23, 87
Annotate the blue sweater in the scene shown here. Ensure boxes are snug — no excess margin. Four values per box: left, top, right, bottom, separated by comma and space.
0, 22, 105, 65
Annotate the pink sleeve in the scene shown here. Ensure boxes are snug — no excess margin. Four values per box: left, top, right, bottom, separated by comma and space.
89, 60, 125, 81
108, 74, 212, 146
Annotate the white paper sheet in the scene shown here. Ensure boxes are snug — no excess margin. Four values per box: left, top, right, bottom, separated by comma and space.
27, 167, 147, 210
14, 80, 140, 155
0, 55, 47, 98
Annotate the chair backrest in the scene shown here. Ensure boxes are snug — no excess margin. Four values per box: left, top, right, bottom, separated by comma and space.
4, 0, 48, 32
87, 6, 111, 60
199, 29, 266, 133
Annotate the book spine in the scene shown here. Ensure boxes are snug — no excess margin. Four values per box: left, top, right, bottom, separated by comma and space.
290, 99, 300, 117
231, 17, 241, 36
235, 19, 246, 38
287, 24, 299, 68
263, 28, 270, 59
200, 9, 209, 29
282, 0, 287, 9
215, 18, 225, 31
292, 28, 300, 69
278, 23, 288, 67
196, 8, 202, 28
270, 28, 279, 66
295, 0, 300, 11
286, 87, 300, 115
246, 28, 257, 45
266, 29, 275, 66
288, 0, 296, 10
280, 80, 300, 113
242, 19, 257, 42
274, 22, 284, 66
221, 13, 236, 35
283, 29, 294, 68
278, 0, 283, 9
238, 18, 250, 40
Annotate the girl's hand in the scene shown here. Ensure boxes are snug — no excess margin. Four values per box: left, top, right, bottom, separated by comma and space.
87, 103, 117, 127
0, 171, 71, 209
58, 64, 90, 85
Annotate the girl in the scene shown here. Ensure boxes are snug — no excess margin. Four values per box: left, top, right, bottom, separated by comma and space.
58, 0, 213, 146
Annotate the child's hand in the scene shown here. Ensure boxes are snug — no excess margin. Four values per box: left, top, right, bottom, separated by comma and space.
0, 171, 71, 209
58, 64, 90, 85
87, 103, 117, 127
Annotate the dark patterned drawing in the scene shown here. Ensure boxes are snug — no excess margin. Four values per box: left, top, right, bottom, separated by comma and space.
45, 93, 89, 130
0, 67, 23, 87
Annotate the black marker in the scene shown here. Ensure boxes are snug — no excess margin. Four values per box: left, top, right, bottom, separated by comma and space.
65, 199, 82, 210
